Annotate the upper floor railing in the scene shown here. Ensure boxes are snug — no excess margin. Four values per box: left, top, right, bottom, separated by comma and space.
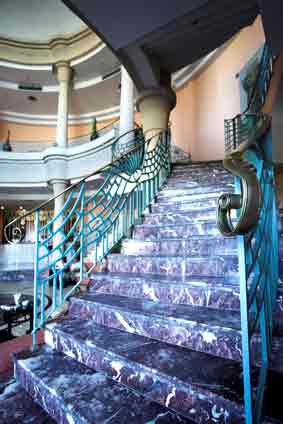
217, 44, 279, 424
4, 128, 171, 348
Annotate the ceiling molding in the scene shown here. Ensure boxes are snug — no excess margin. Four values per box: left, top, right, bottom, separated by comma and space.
0, 28, 103, 66
0, 106, 120, 126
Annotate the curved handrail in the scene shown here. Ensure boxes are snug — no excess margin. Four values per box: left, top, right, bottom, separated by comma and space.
216, 42, 279, 424
217, 44, 275, 236
4, 128, 144, 242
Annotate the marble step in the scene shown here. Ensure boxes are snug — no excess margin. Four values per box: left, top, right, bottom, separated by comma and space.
106, 254, 239, 278
89, 273, 240, 309
151, 197, 219, 213
133, 222, 222, 239
69, 293, 242, 361
44, 318, 283, 424
157, 183, 235, 199
14, 346, 191, 424
157, 184, 234, 198
142, 209, 218, 225
154, 189, 230, 205
170, 168, 228, 177
45, 318, 247, 423
122, 236, 238, 257
0, 376, 55, 424
164, 175, 233, 188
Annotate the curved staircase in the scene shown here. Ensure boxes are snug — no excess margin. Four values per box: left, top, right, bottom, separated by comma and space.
1, 161, 283, 424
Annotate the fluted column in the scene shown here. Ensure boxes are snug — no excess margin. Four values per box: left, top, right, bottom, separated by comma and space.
55, 62, 73, 148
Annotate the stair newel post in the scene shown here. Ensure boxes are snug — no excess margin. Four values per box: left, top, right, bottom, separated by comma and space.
80, 183, 86, 282
32, 209, 40, 349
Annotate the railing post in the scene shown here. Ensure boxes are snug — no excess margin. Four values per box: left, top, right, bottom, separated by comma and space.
80, 183, 86, 282
238, 235, 253, 424
32, 210, 40, 350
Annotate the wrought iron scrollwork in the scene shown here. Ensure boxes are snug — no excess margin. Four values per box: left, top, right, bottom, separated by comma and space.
217, 43, 274, 237
217, 153, 262, 236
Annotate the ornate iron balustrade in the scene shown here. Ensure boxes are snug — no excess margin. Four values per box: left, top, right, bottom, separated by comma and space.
217, 43, 279, 424
4, 129, 171, 348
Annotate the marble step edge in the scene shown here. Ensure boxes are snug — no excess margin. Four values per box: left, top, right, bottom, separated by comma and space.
89, 273, 240, 310
69, 294, 243, 361
44, 319, 246, 423
14, 346, 189, 424
157, 185, 234, 195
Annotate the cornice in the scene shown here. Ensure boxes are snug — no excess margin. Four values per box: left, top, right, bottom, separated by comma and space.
0, 28, 103, 66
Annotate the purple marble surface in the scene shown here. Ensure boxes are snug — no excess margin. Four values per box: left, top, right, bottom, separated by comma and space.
0, 373, 54, 423
143, 210, 218, 225
89, 273, 240, 310
45, 318, 247, 423
69, 293, 243, 361
133, 223, 223, 239
122, 237, 238, 257
157, 185, 234, 199
151, 198, 219, 213
15, 346, 192, 424
107, 254, 239, 278
155, 190, 229, 205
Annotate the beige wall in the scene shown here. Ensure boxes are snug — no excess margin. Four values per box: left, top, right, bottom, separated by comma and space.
171, 16, 265, 161
0, 118, 118, 146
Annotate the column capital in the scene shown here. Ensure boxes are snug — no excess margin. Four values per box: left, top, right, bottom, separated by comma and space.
55, 61, 73, 84
136, 86, 176, 137
136, 86, 176, 113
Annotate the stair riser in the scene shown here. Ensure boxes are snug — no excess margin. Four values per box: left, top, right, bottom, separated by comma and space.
45, 327, 245, 423
122, 238, 238, 257
170, 170, 229, 178
90, 277, 240, 310
69, 298, 242, 361
14, 360, 70, 424
107, 255, 239, 278
151, 199, 219, 213
165, 176, 233, 187
143, 210, 217, 225
15, 349, 185, 424
158, 185, 234, 198
155, 190, 228, 204
133, 223, 221, 239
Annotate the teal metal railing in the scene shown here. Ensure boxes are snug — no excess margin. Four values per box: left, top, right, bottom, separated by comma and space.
217, 44, 279, 424
4, 128, 171, 347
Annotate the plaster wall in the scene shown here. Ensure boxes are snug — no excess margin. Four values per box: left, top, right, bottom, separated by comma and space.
171, 17, 265, 161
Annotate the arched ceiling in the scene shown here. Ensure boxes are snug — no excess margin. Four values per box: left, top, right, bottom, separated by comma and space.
0, 0, 86, 44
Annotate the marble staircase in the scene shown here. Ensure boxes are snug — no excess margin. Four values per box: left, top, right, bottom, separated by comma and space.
4, 161, 283, 424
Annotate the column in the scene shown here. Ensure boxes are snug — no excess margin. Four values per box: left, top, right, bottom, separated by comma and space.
136, 87, 176, 143
119, 66, 135, 136
55, 62, 73, 148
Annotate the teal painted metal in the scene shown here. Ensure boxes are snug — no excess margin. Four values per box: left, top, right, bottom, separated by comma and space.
224, 44, 279, 423
4, 128, 171, 349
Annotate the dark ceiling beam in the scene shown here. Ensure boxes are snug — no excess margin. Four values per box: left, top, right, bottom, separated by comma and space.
62, 0, 259, 90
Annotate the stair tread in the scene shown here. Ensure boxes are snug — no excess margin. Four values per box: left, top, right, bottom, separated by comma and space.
15, 346, 191, 424
0, 376, 55, 424
46, 317, 245, 402
90, 272, 240, 289
71, 293, 241, 330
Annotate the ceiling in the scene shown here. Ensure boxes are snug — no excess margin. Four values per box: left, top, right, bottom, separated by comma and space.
0, 0, 86, 44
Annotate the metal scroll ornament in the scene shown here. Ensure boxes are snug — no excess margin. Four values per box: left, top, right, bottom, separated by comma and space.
216, 153, 262, 236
